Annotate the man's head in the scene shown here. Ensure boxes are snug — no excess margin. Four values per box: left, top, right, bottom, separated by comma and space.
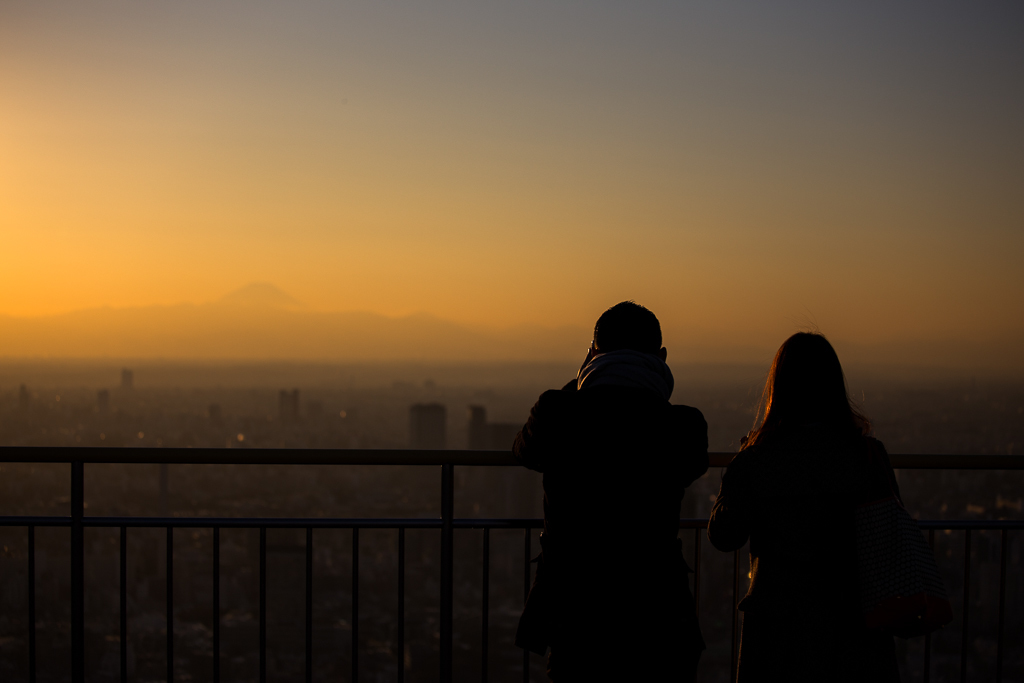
593, 301, 667, 360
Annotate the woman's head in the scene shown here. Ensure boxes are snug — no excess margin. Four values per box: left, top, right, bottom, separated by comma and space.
742, 332, 868, 449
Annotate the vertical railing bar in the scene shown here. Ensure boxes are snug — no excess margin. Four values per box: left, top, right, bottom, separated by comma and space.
28, 525, 36, 683
71, 460, 85, 683
306, 527, 313, 683
924, 529, 934, 683
352, 527, 359, 683
522, 528, 530, 683
159, 463, 169, 516
260, 527, 267, 683
213, 527, 220, 683
120, 526, 127, 683
693, 528, 702, 620
167, 526, 174, 683
995, 528, 1007, 683
960, 529, 971, 683
481, 527, 490, 683
731, 549, 740, 683
440, 464, 454, 683
398, 527, 406, 683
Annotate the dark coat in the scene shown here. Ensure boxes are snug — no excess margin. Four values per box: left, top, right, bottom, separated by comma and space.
513, 382, 709, 682
708, 425, 901, 683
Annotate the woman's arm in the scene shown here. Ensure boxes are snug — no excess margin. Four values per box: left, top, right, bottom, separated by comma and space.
873, 439, 903, 504
707, 455, 752, 552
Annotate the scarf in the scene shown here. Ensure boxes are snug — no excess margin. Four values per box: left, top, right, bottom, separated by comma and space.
576, 349, 674, 401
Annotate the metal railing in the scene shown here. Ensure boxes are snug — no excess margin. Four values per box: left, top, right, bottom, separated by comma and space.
1, 447, 1022, 683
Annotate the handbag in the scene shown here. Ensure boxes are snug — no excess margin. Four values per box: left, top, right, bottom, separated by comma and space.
854, 445, 953, 638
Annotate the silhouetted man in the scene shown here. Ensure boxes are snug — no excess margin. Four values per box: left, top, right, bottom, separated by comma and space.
513, 302, 708, 682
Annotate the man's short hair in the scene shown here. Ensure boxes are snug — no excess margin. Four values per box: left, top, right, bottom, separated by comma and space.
593, 301, 662, 354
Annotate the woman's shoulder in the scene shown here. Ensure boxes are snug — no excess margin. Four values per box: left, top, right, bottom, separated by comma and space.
862, 434, 888, 453
846, 434, 890, 468
724, 444, 767, 479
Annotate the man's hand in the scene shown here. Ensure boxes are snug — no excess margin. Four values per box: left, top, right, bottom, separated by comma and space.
575, 342, 596, 381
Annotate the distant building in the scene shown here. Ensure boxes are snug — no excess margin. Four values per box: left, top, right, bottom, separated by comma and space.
18, 384, 30, 410
121, 368, 134, 389
468, 405, 488, 449
97, 389, 110, 413
279, 389, 300, 422
466, 405, 520, 450
410, 403, 446, 449
208, 403, 223, 423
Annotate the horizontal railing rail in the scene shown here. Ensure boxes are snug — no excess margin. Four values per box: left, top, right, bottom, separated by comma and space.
2, 446, 1024, 468
0, 447, 1021, 683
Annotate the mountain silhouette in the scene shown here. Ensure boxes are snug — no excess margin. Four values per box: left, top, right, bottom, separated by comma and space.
219, 283, 301, 308
1, 286, 1019, 370
0, 288, 588, 361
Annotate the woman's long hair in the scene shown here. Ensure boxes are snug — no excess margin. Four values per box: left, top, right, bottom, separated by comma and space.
741, 332, 869, 450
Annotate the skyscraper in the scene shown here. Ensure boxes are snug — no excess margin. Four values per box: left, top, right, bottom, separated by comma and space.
467, 405, 488, 450
279, 389, 300, 422
121, 368, 134, 389
410, 403, 446, 449
466, 405, 519, 450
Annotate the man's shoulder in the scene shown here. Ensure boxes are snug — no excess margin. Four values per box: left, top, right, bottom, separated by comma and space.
669, 403, 705, 421
528, 387, 580, 419
669, 403, 708, 431
535, 387, 708, 430
535, 387, 575, 405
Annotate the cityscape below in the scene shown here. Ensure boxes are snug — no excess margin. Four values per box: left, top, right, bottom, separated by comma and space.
0, 361, 1021, 681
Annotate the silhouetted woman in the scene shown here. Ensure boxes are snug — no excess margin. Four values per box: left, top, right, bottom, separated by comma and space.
708, 333, 900, 682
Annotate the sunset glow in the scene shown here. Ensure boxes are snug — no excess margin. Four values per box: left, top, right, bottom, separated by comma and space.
2, 2, 1022, 367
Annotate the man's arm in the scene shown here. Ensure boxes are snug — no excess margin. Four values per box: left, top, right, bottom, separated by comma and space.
675, 405, 709, 487
512, 389, 570, 473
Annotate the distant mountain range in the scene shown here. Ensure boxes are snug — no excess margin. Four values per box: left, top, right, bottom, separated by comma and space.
2, 284, 1021, 373
0, 284, 589, 361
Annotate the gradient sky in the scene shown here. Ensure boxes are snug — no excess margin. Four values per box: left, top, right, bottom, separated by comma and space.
2, 2, 1023, 362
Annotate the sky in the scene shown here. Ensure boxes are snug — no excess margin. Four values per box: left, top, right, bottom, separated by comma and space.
1, 1, 1023, 366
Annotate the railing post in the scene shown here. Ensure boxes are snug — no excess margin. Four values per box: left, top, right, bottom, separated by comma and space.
159, 463, 169, 516
120, 527, 127, 683
167, 527, 174, 683
960, 529, 972, 683
692, 528, 702, 620
397, 528, 405, 683
259, 527, 266, 683
71, 460, 85, 683
28, 528, 36, 683
924, 529, 934, 683
996, 528, 1007, 683
440, 463, 454, 683
522, 529, 530, 683
306, 527, 313, 683
214, 527, 221, 683
481, 527, 490, 683
731, 549, 740, 683
351, 527, 359, 683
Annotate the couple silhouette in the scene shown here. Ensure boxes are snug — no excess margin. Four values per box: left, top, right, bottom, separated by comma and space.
512, 302, 901, 683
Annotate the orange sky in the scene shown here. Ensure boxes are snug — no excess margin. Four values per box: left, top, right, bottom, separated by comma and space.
2, 2, 1022, 365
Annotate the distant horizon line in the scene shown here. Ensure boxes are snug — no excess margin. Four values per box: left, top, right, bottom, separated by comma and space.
0, 299, 589, 334
0, 355, 1020, 375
